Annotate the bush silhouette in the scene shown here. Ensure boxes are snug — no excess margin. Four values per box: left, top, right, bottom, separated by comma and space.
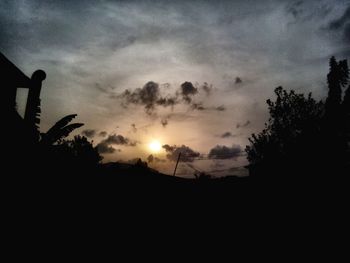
246, 57, 350, 180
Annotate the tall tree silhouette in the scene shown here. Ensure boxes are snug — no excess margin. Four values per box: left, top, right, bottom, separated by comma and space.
343, 85, 350, 114
325, 57, 349, 120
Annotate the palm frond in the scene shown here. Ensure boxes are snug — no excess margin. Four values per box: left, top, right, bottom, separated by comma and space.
51, 123, 84, 142
41, 114, 84, 145
45, 114, 77, 137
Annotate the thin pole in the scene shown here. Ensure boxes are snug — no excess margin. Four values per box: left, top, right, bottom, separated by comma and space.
173, 152, 181, 177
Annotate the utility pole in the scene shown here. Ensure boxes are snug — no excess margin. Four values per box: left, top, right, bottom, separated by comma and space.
173, 152, 181, 177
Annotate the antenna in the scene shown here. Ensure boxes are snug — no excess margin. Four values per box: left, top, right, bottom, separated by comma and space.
173, 152, 181, 176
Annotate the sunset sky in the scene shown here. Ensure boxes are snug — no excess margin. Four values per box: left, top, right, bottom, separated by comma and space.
1, 0, 349, 177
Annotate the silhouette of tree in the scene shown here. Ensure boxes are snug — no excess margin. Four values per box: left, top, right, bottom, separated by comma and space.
246, 87, 324, 178
246, 57, 349, 180
344, 85, 350, 170
40, 114, 84, 146
56, 135, 102, 168
343, 85, 350, 113
325, 57, 349, 120
343, 85, 350, 141
246, 57, 350, 182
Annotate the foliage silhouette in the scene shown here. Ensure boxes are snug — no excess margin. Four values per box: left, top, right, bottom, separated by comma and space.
45, 135, 102, 172
246, 57, 350, 180
40, 114, 84, 145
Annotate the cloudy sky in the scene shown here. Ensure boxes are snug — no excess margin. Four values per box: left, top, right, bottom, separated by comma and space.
1, 0, 349, 177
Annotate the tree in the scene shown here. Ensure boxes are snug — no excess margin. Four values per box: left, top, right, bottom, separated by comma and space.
40, 114, 84, 146
56, 135, 102, 167
246, 87, 324, 178
325, 57, 349, 119
246, 57, 350, 180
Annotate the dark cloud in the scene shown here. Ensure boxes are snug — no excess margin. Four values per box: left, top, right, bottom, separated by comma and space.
99, 131, 107, 137
286, 1, 304, 19
329, 6, 350, 30
219, 132, 241, 138
162, 144, 200, 162
147, 154, 166, 163
215, 105, 226, 111
104, 134, 128, 145
100, 134, 137, 147
139, 81, 160, 110
119, 81, 178, 115
220, 132, 233, 138
131, 123, 137, 133
328, 6, 350, 42
344, 23, 350, 42
160, 83, 171, 89
119, 81, 160, 115
147, 154, 154, 163
81, 129, 96, 138
119, 80, 222, 115
96, 143, 116, 154
191, 103, 226, 112
236, 120, 250, 128
235, 77, 242, 84
180, 81, 198, 103
208, 144, 242, 159
156, 96, 178, 107
161, 118, 168, 127
191, 102, 206, 111
97, 133, 136, 154
201, 82, 213, 96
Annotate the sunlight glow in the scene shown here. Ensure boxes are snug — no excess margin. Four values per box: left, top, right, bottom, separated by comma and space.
149, 140, 162, 153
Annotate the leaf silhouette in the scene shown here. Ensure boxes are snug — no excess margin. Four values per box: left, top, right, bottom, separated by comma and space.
41, 114, 84, 145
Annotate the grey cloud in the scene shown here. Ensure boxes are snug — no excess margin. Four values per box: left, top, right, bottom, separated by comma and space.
235, 77, 243, 84
120, 81, 160, 115
96, 133, 136, 154
96, 143, 116, 154
81, 129, 96, 138
99, 131, 107, 137
329, 6, 350, 30
162, 144, 200, 162
161, 118, 168, 127
328, 5, 350, 42
236, 120, 250, 128
191, 102, 206, 111
119, 81, 177, 115
131, 123, 137, 133
345, 23, 350, 41
156, 97, 178, 107
286, 1, 304, 19
147, 154, 154, 163
208, 144, 242, 159
216, 105, 226, 111
147, 154, 166, 163
220, 132, 233, 138
201, 82, 213, 96
180, 81, 198, 103
102, 134, 137, 147
118, 80, 222, 115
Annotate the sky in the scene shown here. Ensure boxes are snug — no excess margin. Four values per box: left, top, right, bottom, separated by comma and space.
1, 0, 349, 177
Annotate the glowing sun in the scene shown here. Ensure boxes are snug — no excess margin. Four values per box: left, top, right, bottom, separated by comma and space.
149, 140, 162, 153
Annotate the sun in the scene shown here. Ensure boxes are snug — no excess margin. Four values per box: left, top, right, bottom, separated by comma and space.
149, 140, 162, 153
